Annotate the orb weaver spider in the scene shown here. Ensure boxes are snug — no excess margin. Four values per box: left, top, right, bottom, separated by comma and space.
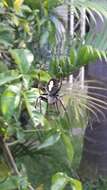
35, 78, 66, 114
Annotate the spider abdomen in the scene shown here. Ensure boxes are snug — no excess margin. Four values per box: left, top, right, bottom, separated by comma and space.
48, 96, 56, 104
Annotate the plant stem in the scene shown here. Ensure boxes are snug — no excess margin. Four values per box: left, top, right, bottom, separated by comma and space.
80, 8, 86, 88
0, 136, 34, 190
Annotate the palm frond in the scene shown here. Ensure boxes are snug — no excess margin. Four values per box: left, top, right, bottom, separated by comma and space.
71, 0, 107, 20
86, 26, 107, 51
62, 79, 107, 123
49, 45, 107, 77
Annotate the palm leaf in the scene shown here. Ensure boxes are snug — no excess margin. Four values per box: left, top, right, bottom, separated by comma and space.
86, 26, 107, 51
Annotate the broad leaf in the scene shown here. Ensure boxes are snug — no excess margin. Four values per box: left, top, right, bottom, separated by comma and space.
0, 24, 14, 47
61, 133, 74, 164
38, 70, 51, 82
0, 176, 19, 190
70, 179, 82, 190
1, 86, 20, 120
51, 173, 68, 190
0, 61, 8, 73
37, 133, 61, 150
10, 49, 34, 74
0, 70, 21, 86
23, 89, 46, 127
51, 173, 82, 190
31, 70, 51, 82
0, 175, 28, 190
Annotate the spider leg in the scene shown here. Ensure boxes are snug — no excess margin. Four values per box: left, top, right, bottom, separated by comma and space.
39, 99, 42, 113
35, 97, 40, 108
42, 93, 48, 96
56, 97, 66, 112
56, 97, 70, 120
46, 102, 48, 113
55, 101, 60, 114
35, 94, 48, 113
35, 96, 42, 112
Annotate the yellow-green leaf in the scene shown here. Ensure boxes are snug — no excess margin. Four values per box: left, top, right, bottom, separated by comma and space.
70, 179, 82, 190
3, 0, 8, 7
14, 0, 24, 11
51, 173, 68, 190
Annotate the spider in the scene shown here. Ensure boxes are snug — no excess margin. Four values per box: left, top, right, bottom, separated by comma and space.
35, 78, 66, 114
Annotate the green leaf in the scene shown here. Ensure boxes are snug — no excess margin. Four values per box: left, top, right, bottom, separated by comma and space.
77, 46, 89, 66
0, 176, 19, 190
70, 179, 82, 190
0, 175, 28, 190
1, 86, 20, 120
0, 70, 21, 86
16, 128, 25, 143
37, 133, 61, 150
31, 70, 51, 82
25, 88, 40, 103
11, 15, 19, 26
22, 74, 31, 89
61, 133, 74, 164
38, 70, 51, 82
51, 173, 68, 190
51, 173, 82, 190
0, 24, 14, 47
21, 5, 32, 13
3, 0, 12, 7
0, 61, 8, 73
10, 49, 34, 74
76, 45, 100, 67
23, 89, 46, 127
70, 48, 77, 65
40, 31, 49, 46
14, 0, 24, 11
0, 160, 10, 179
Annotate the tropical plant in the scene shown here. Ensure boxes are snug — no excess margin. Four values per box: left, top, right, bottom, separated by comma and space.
0, 1, 81, 189
0, 0, 107, 189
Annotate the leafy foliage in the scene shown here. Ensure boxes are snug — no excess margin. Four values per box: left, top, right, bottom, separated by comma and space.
49, 45, 107, 77
51, 172, 82, 190
0, 0, 107, 189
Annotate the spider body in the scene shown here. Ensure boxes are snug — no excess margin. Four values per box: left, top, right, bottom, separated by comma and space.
35, 78, 66, 113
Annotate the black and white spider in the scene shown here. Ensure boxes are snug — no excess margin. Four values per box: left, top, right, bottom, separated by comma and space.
35, 78, 66, 114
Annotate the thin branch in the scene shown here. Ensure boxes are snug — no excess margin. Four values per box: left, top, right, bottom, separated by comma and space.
0, 136, 34, 190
